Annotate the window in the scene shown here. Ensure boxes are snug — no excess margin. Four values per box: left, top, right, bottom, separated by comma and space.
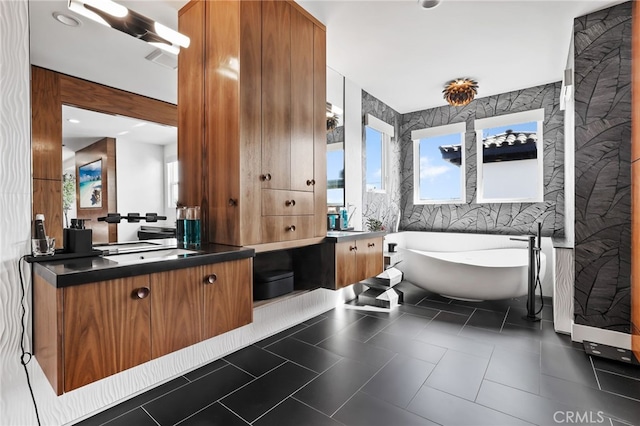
474, 109, 544, 203
412, 122, 466, 204
166, 160, 179, 208
365, 114, 394, 193
327, 142, 345, 207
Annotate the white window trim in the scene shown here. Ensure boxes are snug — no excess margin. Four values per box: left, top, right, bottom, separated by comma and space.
474, 108, 545, 204
364, 114, 393, 194
412, 122, 466, 205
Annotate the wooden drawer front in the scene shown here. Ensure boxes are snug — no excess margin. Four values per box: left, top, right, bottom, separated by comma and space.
262, 189, 314, 216
261, 215, 314, 242
335, 241, 358, 289
357, 237, 384, 281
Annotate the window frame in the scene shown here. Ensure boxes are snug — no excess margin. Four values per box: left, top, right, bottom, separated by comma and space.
364, 114, 394, 194
412, 122, 467, 205
165, 158, 179, 209
327, 141, 345, 207
474, 108, 545, 204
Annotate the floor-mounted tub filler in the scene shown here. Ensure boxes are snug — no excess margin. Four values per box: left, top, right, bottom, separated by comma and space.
384, 231, 546, 301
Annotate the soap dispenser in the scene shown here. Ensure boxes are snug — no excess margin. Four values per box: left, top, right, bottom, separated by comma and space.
65, 218, 93, 254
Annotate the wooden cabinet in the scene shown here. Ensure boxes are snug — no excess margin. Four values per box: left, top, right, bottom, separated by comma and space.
178, 0, 326, 248
335, 237, 384, 289
63, 275, 151, 392
35, 258, 252, 394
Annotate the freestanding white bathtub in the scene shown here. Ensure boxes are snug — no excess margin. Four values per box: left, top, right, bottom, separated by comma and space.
384, 231, 547, 301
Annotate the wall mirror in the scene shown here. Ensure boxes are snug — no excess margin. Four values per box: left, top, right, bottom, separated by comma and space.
326, 67, 345, 207
29, 0, 179, 246
412, 122, 466, 204
474, 108, 544, 203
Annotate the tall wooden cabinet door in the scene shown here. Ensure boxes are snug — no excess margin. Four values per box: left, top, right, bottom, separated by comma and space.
290, 8, 315, 192
313, 26, 327, 236
356, 237, 384, 282
150, 268, 203, 359
63, 276, 151, 392
336, 241, 358, 288
262, 0, 291, 190
203, 259, 253, 339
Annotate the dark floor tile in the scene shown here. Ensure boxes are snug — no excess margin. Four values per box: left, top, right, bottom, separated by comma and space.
424, 349, 489, 401
505, 306, 542, 329
303, 314, 328, 326
407, 385, 531, 426
75, 376, 190, 426
485, 346, 541, 394
416, 328, 494, 359
597, 370, 640, 401
294, 358, 379, 416
539, 304, 554, 321
541, 341, 599, 388
417, 298, 475, 315
256, 323, 309, 348
334, 391, 438, 426
317, 334, 395, 369
357, 306, 405, 320
266, 337, 341, 373
290, 317, 356, 345
392, 281, 432, 305
592, 356, 640, 380
221, 362, 317, 423
184, 359, 229, 382
459, 325, 540, 354
367, 332, 446, 364
377, 313, 431, 338
144, 364, 253, 426
103, 408, 157, 426
253, 398, 341, 426
395, 303, 440, 319
335, 314, 393, 342
319, 308, 366, 323
450, 298, 512, 314
178, 402, 249, 426
465, 309, 507, 331
423, 292, 454, 304
540, 374, 640, 425
422, 310, 470, 335
223, 345, 285, 377
362, 354, 435, 408
477, 379, 588, 426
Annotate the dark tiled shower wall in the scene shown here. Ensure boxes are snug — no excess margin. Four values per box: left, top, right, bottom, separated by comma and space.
397, 82, 565, 238
574, 1, 632, 332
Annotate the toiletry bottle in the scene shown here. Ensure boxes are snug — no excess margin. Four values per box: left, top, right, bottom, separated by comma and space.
34, 214, 48, 251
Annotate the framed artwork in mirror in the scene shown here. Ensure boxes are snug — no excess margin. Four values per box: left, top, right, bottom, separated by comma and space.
78, 159, 102, 208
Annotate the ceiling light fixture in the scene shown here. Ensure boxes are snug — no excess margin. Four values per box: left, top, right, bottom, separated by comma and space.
52, 11, 82, 27
67, 0, 190, 55
418, 0, 442, 9
443, 78, 478, 107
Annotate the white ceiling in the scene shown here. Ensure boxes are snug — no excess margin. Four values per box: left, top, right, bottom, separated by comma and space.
30, 0, 625, 114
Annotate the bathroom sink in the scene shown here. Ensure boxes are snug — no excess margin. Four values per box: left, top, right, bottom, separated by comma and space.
93, 241, 163, 254
105, 248, 198, 264
327, 231, 366, 237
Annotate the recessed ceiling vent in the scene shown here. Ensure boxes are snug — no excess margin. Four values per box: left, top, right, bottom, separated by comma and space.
145, 49, 178, 70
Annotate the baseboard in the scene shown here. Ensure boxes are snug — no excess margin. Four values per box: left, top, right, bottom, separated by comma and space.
571, 322, 632, 349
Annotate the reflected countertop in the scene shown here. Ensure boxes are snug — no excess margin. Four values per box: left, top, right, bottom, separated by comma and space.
324, 230, 386, 243
34, 242, 255, 288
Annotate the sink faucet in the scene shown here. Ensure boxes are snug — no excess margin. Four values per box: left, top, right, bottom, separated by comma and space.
97, 212, 167, 224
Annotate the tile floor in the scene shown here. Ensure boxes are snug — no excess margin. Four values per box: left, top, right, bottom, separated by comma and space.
75, 281, 640, 426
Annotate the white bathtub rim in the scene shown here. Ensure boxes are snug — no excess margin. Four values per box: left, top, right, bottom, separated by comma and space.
402, 247, 546, 269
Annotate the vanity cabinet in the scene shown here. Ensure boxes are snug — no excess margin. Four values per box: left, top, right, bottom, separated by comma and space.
335, 237, 384, 289
178, 0, 326, 248
34, 257, 253, 394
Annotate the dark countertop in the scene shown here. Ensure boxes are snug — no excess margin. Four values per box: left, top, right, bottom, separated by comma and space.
34, 243, 255, 288
324, 230, 386, 243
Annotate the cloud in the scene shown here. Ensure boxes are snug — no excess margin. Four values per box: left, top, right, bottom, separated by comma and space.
420, 156, 450, 180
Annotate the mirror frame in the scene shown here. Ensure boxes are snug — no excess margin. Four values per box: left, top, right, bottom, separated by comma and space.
31, 66, 177, 247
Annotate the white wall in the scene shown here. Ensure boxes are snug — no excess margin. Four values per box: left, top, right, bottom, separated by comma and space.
164, 142, 177, 222
344, 77, 363, 230
116, 140, 165, 242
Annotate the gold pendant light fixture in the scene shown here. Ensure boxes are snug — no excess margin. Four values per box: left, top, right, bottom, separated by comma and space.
443, 78, 478, 107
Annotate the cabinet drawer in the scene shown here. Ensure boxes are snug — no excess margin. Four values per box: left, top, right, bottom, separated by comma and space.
262, 189, 314, 216
262, 215, 314, 242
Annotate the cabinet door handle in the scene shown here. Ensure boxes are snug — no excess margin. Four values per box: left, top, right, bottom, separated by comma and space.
349, 246, 357, 251
287, 225, 296, 232
306, 179, 316, 186
285, 199, 296, 207
228, 198, 238, 207
204, 274, 217, 285
368, 243, 375, 248
260, 173, 272, 181
132, 287, 150, 299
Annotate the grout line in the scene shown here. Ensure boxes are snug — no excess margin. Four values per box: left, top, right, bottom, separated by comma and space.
589, 356, 602, 391
140, 406, 161, 426
261, 342, 335, 375
218, 401, 251, 425
593, 367, 640, 382
328, 354, 397, 418
291, 397, 349, 426
260, 323, 312, 349
499, 307, 510, 332
362, 313, 407, 344
599, 388, 640, 403
456, 308, 476, 336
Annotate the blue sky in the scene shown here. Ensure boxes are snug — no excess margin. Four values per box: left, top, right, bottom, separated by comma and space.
365, 126, 383, 190
418, 133, 461, 200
